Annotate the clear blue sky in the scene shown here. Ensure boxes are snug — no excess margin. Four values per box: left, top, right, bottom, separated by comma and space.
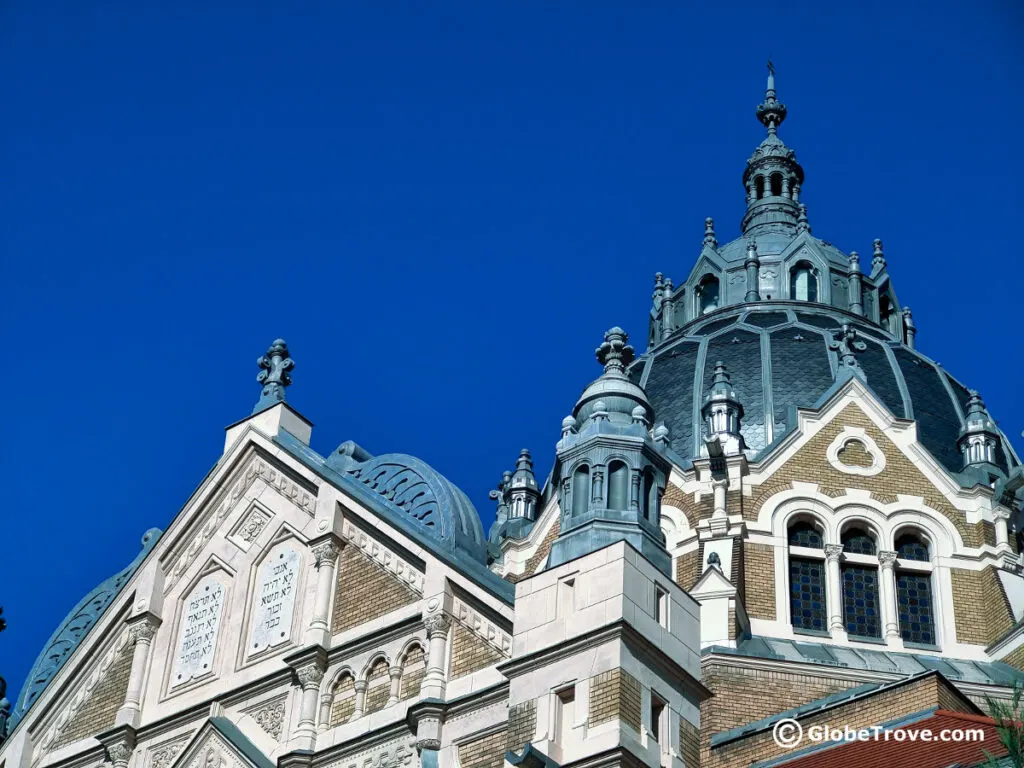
2, 1, 1021, 702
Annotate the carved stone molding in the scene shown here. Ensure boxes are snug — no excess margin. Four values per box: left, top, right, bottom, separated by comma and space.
149, 736, 192, 768
452, 598, 512, 656
170, 456, 315, 586
128, 616, 159, 646
878, 550, 898, 567
311, 540, 340, 567
233, 506, 272, 546
322, 737, 415, 768
824, 544, 844, 562
245, 696, 286, 741
295, 662, 325, 690
422, 613, 451, 638
340, 519, 423, 594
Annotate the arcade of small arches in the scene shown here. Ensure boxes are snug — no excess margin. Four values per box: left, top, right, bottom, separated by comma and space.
323, 639, 426, 728
566, 459, 660, 520
746, 170, 803, 204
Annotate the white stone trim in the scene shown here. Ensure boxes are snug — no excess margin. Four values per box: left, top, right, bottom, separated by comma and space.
825, 426, 886, 476
339, 518, 424, 595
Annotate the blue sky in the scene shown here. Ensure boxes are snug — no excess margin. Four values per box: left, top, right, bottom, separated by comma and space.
2, 1, 1021, 703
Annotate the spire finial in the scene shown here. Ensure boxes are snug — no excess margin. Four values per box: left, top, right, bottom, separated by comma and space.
595, 327, 635, 376
828, 325, 867, 376
872, 238, 887, 271
254, 339, 294, 414
704, 217, 718, 248
797, 203, 811, 233
756, 60, 787, 133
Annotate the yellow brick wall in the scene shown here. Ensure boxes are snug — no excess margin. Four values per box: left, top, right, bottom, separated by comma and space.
449, 622, 504, 679
679, 717, 700, 768
457, 730, 507, 768
705, 672, 971, 768
329, 673, 355, 726
331, 545, 418, 634
399, 644, 425, 699
951, 567, 1015, 646
589, 668, 642, 732
675, 546, 701, 591
53, 644, 132, 747
506, 517, 561, 584
507, 700, 537, 753
743, 543, 776, 620
1000, 643, 1024, 672
746, 405, 976, 547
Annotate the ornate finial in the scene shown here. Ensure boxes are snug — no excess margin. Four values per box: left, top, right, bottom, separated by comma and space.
959, 391, 1000, 468
653, 272, 664, 296
704, 217, 718, 248
560, 415, 576, 438
653, 423, 671, 448
848, 251, 862, 275
515, 449, 533, 473
745, 239, 759, 264
872, 238, 886, 271
254, 339, 294, 414
631, 405, 649, 427
595, 327, 635, 375
829, 325, 867, 372
902, 306, 917, 348
756, 60, 787, 133
797, 203, 810, 233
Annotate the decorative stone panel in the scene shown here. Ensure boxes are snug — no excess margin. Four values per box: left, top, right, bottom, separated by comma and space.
148, 735, 192, 768
331, 546, 418, 634
244, 695, 287, 740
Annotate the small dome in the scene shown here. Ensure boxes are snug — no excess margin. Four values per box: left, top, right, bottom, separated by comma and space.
573, 328, 654, 427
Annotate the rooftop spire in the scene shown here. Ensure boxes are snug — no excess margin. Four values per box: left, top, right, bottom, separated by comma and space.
756, 59, 787, 134
254, 338, 294, 414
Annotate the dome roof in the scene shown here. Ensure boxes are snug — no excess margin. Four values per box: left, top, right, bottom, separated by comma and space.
329, 443, 487, 561
630, 303, 1021, 478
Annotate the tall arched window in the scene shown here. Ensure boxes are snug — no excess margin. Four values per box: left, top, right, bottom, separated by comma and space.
754, 176, 765, 199
770, 172, 783, 197
894, 531, 936, 646
643, 468, 657, 523
696, 275, 720, 315
790, 262, 818, 302
840, 526, 881, 639
571, 465, 590, 517
788, 520, 827, 633
399, 643, 426, 700
607, 461, 629, 511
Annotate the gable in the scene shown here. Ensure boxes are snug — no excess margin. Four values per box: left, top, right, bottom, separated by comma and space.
171, 718, 274, 768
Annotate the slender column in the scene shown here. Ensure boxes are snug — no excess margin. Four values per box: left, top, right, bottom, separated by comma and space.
902, 308, 917, 349
878, 551, 900, 639
847, 252, 864, 316
662, 280, 675, 332
351, 680, 368, 720
630, 470, 641, 511
744, 241, 761, 302
388, 665, 403, 706
317, 694, 332, 732
421, 613, 452, 698
711, 478, 728, 519
591, 467, 604, 505
781, 176, 791, 198
792, 183, 801, 202
117, 617, 159, 726
308, 538, 341, 638
745, 179, 754, 204
995, 509, 1011, 550
294, 662, 325, 741
824, 545, 845, 632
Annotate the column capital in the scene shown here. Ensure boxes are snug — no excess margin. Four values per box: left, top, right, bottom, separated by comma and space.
423, 613, 451, 638
353, 680, 368, 694
878, 550, 898, 567
994, 508, 1012, 521
824, 544, 844, 562
309, 536, 342, 567
127, 620, 158, 647
295, 662, 325, 690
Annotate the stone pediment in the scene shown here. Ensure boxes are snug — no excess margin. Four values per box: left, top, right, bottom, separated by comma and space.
170, 718, 275, 768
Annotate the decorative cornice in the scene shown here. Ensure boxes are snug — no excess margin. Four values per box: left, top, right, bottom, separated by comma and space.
451, 598, 512, 657
340, 518, 423, 594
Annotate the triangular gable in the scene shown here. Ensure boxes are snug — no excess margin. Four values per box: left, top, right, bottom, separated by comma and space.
690, 564, 737, 600
171, 718, 274, 768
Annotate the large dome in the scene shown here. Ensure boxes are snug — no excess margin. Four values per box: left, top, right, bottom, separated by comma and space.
630, 302, 1021, 477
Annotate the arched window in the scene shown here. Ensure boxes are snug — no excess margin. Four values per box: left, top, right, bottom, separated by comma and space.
754, 175, 765, 199
879, 293, 898, 337
364, 657, 391, 715
787, 520, 827, 633
894, 531, 936, 646
770, 172, 783, 197
399, 643, 426, 700
840, 526, 881, 639
789, 262, 818, 302
607, 461, 629, 511
330, 671, 356, 726
571, 465, 590, 517
696, 275, 720, 315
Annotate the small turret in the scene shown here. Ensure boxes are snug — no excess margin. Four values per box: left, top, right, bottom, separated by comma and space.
872, 238, 887, 273
702, 362, 746, 456
958, 391, 1002, 471
704, 217, 718, 249
507, 449, 540, 521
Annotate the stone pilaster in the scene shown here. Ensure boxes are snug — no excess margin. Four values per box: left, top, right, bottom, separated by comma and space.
116, 614, 160, 727
284, 646, 328, 751
824, 545, 845, 635
878, 551, 901, 640
306, 536, 341, 646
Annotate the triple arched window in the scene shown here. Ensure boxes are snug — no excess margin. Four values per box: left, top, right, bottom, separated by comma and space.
786, 519, 937, 647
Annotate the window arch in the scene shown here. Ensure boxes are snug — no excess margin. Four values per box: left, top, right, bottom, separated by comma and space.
787, 518, 827, 633
696, 275, 720, 315
329, 671, 356, 726
607, 461, 629, 511
363, 656, 391, 715
770, 172, 783, 197
571, 465, 590, 517
789, 261, 818, 302
840, 525, 881, 639
643, 468, 657, 523
399, 643, 426, 700
894, 530, 936, 646
754, 175, 765, 199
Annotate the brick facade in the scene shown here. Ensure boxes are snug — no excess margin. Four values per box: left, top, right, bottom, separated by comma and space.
331, 545, 418, 634
507, 700, 537, 753
53, 644, 132, 747
743, 543, 776, 620
449, 622, 504, 679
951, 567, 1015, 646
363, 658, 391, 714
457, 729, 506, 768
1000, 643, 1024, 672
399, 644, 425, 699
589, 668, 642, 732
329, 673, 355, 725
679, 717, 700, 768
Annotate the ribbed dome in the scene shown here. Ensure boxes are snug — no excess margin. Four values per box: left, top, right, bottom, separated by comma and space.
630, 303, 1021, 478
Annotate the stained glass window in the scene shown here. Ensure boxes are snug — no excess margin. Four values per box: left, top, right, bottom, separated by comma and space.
896, 572, 936, 645
789, 521, 823, 549
842, 527, 876, 555
842, 564, 880, 638
896, 533, 929, 562
789, 558, 827, 632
